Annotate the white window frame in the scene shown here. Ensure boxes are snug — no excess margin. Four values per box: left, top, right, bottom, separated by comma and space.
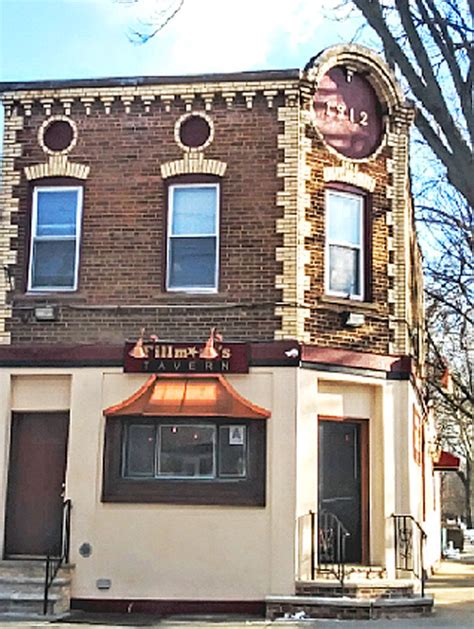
28, 185, 83, 292
166, 183, 219, 293
325, 189, 364, 301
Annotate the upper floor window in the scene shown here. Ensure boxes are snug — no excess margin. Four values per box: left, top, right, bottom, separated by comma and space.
28, 186, 83, 291
325, 189, 364, 300
166, 183, 219, 292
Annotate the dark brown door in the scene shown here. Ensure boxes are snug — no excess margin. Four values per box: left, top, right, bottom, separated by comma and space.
318, 418, 369, 564
4, 412, 69, 557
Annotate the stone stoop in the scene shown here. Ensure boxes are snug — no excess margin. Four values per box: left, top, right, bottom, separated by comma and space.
266, 595, 434, 620
296, 578, 415, 599
266, 569, 433, 620
0, 560, 73, 619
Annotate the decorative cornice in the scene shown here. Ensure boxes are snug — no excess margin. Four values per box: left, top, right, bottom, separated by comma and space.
0, 80, 297, 115
160, 154, 227, 179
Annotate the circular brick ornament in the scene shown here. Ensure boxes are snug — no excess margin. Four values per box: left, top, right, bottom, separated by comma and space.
175, 112, 214, 152
38, 116, 78, 156
313, 66, 384, 160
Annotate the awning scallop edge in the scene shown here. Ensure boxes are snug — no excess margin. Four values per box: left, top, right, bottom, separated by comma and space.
104, 374, 270, 419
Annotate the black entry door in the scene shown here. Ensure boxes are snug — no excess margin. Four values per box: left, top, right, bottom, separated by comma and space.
4, 412, 69, 557
318, 419, 365, 563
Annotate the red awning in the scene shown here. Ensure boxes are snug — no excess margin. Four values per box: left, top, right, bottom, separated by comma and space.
433, 450, 461, 471
104, 374, 270, 419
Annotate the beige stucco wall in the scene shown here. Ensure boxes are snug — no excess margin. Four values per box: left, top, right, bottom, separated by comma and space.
0, 367, 297, 600
0, 365, 441, 596
317, 375, 386, 567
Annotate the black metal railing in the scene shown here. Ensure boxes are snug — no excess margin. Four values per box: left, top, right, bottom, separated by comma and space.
392, 513, 427, 597
43, 499, 72, 615
318, 509, 350, 593
297, 509, 350, 593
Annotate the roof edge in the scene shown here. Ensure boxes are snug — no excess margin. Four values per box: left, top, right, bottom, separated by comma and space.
0, 69, 300, 94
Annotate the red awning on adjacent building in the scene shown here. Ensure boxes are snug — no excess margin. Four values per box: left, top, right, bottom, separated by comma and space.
433, 450, 461, 471
104, 374, 270, 419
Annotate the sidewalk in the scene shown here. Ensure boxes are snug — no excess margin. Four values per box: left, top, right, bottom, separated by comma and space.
2, 543, 474, 628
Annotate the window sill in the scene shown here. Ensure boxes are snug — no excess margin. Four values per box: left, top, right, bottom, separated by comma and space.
319, 295, 380, 311
13, 292, 86, 305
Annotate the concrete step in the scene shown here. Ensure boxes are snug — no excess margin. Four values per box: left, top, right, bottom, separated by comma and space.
0, 592, 63, 615
266, 594, 434, 620
0, 560, 73, 618
0, 575, 71, 594
0, 560, 73, 579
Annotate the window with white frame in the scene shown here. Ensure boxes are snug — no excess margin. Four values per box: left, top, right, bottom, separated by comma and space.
166, 184, 219, 291
28, 186, 83, 291
326, 189, 364, 299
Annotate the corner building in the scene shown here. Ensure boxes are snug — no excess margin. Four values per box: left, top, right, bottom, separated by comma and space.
0, 46, 443, 617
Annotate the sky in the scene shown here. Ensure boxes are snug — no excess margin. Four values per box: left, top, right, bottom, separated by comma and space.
0, 0, 362, 83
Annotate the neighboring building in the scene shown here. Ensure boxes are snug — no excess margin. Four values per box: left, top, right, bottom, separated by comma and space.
0, 45, 447, 618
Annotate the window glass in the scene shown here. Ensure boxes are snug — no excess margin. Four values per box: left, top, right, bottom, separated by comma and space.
327, 192, 361, 245
168, 238, 216, 288
171, 187, 217, 235
124, 425, 155, 477
219, 426, 247, 477
29, 186, 82, 291
167, 183, 219, 291
36, 190, 78, 237
31, 240, 76, 288
329, 246, 360, 295
158, 425, 216, 478
326, 189, 364, 299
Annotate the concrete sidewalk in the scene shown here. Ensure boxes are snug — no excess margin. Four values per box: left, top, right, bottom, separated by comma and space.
3, 542, 474, 628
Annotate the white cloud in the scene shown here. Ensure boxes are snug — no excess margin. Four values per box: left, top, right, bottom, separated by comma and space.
98, 0, 327, 73
165, 0, 325, 72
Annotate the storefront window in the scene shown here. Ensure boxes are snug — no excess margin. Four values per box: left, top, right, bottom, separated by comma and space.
103, 417, 264, 506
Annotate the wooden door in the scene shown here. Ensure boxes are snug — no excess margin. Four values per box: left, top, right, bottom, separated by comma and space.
318, 417, 369, 564
4, 412, 69, 557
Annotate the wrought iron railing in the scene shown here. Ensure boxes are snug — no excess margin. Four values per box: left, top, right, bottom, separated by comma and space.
318, 509, 350, 593
392, 513, 427, 597
297, 509, 350, 594
43, 499, 72, 615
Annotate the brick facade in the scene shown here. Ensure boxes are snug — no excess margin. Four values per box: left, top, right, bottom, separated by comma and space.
5, 90, 287, 344
0, 47, 424, 359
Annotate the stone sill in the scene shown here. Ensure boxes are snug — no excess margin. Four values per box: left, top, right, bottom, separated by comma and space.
319, 295, 383, 312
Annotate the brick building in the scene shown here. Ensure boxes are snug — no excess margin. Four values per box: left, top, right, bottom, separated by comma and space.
0, 45, 446, 618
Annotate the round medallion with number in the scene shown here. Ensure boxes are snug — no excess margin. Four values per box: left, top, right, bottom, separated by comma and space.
313, 66, 383, 159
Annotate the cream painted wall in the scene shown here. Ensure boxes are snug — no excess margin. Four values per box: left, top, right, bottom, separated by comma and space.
316, 376, 386, 568
11, 374, 71, 411
0, 372, 72, 556
295, 369, 318, 579
62, 367, 297, 600
0, 365, 441, 595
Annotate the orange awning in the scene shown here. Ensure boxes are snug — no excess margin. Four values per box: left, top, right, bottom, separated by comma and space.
104, 374, 270, 419
433, 450, 461, 471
